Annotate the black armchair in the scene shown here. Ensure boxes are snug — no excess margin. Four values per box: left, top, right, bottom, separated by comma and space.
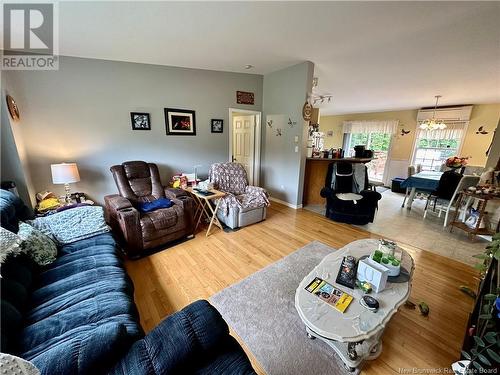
320, 162, 382, 225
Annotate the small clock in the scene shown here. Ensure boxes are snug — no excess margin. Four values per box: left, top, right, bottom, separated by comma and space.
6, 95, 20, 121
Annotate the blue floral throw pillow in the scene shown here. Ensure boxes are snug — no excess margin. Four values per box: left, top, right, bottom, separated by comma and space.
18, 222, 57, 266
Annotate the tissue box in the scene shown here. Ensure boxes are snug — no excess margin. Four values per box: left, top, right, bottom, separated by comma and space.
357, 258, 389, 293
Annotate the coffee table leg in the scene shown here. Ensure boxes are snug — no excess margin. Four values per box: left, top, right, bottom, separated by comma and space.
347, 342, 358, 361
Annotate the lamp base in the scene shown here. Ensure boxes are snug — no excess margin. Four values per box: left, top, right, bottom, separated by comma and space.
64, 183, 72, 204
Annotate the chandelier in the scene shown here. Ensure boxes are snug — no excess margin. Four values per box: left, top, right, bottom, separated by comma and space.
419, 95, 447, 131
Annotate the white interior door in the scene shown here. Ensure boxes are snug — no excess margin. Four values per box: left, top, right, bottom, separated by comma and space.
232, 115, 255, 185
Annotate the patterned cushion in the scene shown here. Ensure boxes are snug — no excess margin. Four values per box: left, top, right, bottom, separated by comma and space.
18, 223, 57, 266
0, 227, 22, 264
0, 353, 40, 375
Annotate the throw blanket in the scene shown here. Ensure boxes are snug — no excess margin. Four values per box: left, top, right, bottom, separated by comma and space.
208, 162, 270, 217
28, 206, 110, 245
218, 186, 270, 217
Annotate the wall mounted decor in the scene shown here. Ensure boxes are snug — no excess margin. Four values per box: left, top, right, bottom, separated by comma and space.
211, 119, 223, 133
130, 112, 151, 130
6, 95, 20, 121
165, 108, 196, 135
475, 126, 488, 135
302, 101, 312, 121
400, 129, 411, 136
327, 130, 334, 137
267, 120, 273, 128
288, 118, 297, 128
236, 91, 254, 105
276, 128, 282, 136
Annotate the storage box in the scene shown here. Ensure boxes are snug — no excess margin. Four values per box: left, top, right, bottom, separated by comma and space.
391, 178, 407, 193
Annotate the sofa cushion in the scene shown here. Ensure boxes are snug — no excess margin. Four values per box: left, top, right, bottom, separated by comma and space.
194, 336, 257, 375
21, 292, 138, 350
29, 322, 136, 375
58, 232, 116, 255
23, 315, 141, 360
109, 300, 235, 374
27, 278, 134, 325
31, 266, 127, 306
18, 222, 57, 266
37, 254, 121, 286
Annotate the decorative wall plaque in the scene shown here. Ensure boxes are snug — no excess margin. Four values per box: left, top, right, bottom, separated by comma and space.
236, 91, 254, 105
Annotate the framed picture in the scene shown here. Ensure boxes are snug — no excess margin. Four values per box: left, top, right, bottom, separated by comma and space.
211, 119, 223, 133
165, 108, 196, 135
130, 112, 151, 130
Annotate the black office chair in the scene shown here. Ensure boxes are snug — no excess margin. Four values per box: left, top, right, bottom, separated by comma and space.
320, 162, 382, 225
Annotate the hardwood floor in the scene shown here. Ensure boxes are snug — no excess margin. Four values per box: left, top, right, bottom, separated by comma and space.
124, 202, 479, 374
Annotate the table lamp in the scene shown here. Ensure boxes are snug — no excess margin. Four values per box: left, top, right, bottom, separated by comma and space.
51, 162, 80, 203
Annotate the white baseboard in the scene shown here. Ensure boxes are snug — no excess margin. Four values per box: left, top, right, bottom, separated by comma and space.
269, 196, 302, 210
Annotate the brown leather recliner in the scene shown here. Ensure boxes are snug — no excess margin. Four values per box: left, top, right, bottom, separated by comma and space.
104, 161, 194, 258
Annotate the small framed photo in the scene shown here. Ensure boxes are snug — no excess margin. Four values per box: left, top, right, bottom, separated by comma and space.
130, 112, 151, 130
211, 119, 223, 133
165, 108, 196, 136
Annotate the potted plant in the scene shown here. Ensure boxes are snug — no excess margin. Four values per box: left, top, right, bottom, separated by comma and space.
457, 233, 500, 372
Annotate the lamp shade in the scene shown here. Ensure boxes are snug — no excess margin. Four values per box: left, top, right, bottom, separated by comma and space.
51, 163, 80, 184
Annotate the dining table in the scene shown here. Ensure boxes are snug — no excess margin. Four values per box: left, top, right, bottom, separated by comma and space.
400, 171, 443, 209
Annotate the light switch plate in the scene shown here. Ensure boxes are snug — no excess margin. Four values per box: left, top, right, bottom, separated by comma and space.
294, 136, 299, 143
294, 145, 299, 153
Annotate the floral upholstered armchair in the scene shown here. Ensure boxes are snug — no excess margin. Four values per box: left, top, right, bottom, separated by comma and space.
208, 163, 269, 229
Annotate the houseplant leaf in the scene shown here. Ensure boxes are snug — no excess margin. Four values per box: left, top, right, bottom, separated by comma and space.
486, 348, 500, 363
473, 336, 485, 347
461, 350, 471, 360
477, 353, 491, 366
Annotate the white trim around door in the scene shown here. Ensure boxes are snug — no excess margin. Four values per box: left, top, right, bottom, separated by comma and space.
228, 108, 262, 186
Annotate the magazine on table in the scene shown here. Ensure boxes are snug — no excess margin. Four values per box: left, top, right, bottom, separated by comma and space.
305, 277, 353, 313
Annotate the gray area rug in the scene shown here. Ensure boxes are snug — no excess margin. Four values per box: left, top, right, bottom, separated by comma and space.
210, 241, 351, 375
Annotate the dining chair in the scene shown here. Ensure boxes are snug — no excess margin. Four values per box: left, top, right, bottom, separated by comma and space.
423, 175, 480, 227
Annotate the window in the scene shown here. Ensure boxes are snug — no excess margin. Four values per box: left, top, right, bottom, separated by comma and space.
412, 123, 466, 171
346, 133, 392, 181
342, 120, 398, 183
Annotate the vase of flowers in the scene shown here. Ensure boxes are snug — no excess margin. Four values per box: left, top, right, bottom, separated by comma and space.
445, 156, 469, 170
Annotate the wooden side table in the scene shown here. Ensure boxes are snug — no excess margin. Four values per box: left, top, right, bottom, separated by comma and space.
184, 187, 226, 237
450, 190, 500, 239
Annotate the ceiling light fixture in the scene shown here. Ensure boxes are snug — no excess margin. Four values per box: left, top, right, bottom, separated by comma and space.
244, 64, 254, 70
419, 95, 447, 131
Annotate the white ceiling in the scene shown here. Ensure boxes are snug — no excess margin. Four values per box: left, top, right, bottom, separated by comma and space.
30, 2, 500, 114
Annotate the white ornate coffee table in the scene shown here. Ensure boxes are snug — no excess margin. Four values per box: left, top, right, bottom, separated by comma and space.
295, 239, 414, 372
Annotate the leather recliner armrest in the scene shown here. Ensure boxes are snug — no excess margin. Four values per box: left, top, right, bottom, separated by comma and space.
105, 194, 133, 212
164, 187, 188, 199
104, 195, 143, 254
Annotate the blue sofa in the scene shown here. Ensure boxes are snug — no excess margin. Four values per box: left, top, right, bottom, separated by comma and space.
0, 190, 255, 374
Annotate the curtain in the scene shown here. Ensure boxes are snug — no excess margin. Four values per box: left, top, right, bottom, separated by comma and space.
416, 121, 467, 140
342, 120, 399, 134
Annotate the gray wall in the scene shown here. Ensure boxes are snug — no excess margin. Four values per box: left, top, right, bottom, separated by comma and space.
261, 61, 314, 206
2, 56, 262, 204
1, 74, 35, 205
